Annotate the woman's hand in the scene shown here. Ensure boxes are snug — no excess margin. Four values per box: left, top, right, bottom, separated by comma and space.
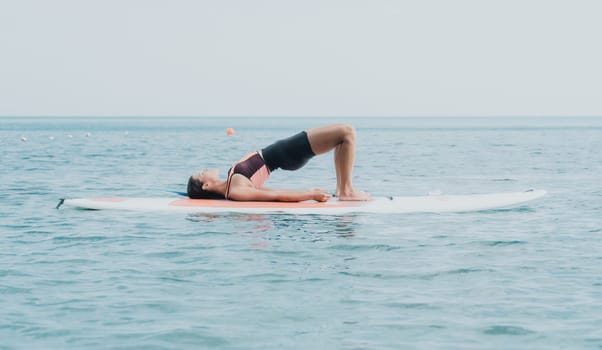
309, 188, 331, 202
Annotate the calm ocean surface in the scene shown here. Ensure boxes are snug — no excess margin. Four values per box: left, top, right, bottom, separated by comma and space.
1, 116, 601, 349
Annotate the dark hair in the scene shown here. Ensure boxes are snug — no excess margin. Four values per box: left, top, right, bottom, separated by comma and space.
187, 176, 225, 199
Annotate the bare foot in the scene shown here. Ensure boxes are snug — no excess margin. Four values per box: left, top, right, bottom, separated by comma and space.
337, 190, 371, 201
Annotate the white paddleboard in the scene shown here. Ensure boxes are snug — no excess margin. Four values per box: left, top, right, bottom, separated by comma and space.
60, 190, 546, 215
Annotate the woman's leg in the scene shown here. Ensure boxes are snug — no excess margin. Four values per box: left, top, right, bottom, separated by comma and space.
306, 124, 370, 201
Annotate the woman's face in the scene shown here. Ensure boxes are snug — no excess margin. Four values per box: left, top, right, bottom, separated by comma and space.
195, 168, 219, 183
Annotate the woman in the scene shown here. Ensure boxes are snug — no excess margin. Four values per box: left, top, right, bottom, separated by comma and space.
187, 124, 370, 202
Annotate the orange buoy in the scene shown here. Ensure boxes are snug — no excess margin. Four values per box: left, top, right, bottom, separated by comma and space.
226, 128, 235, 136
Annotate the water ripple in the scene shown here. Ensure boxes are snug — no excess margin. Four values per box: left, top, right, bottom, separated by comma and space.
482, 240, 528, 247
483, 325, 535, 335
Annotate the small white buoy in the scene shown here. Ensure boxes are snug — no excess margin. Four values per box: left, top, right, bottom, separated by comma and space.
124, 131, 129, 136
49, 136, 55, 140
85, 132, 91, 137
20, 136, 28, 142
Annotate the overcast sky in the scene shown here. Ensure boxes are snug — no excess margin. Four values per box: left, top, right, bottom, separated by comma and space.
1, 0, 600, 117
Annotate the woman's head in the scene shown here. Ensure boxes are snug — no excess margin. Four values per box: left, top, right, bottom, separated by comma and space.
187, 168, 225, 199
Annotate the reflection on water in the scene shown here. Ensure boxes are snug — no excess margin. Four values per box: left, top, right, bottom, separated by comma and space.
186, 213, 360, 239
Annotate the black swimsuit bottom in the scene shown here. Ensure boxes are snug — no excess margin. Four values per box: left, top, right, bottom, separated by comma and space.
261, 131, 316, 172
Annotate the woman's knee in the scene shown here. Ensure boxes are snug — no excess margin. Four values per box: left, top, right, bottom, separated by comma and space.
337, 124, 355, 144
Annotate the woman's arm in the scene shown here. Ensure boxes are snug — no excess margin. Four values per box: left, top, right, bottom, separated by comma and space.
228, 186, 330, 202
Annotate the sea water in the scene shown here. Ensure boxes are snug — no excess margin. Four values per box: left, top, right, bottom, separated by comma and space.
1, 117, 601, 349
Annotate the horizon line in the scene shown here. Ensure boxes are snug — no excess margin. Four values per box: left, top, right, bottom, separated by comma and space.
2, 115, 602, 118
